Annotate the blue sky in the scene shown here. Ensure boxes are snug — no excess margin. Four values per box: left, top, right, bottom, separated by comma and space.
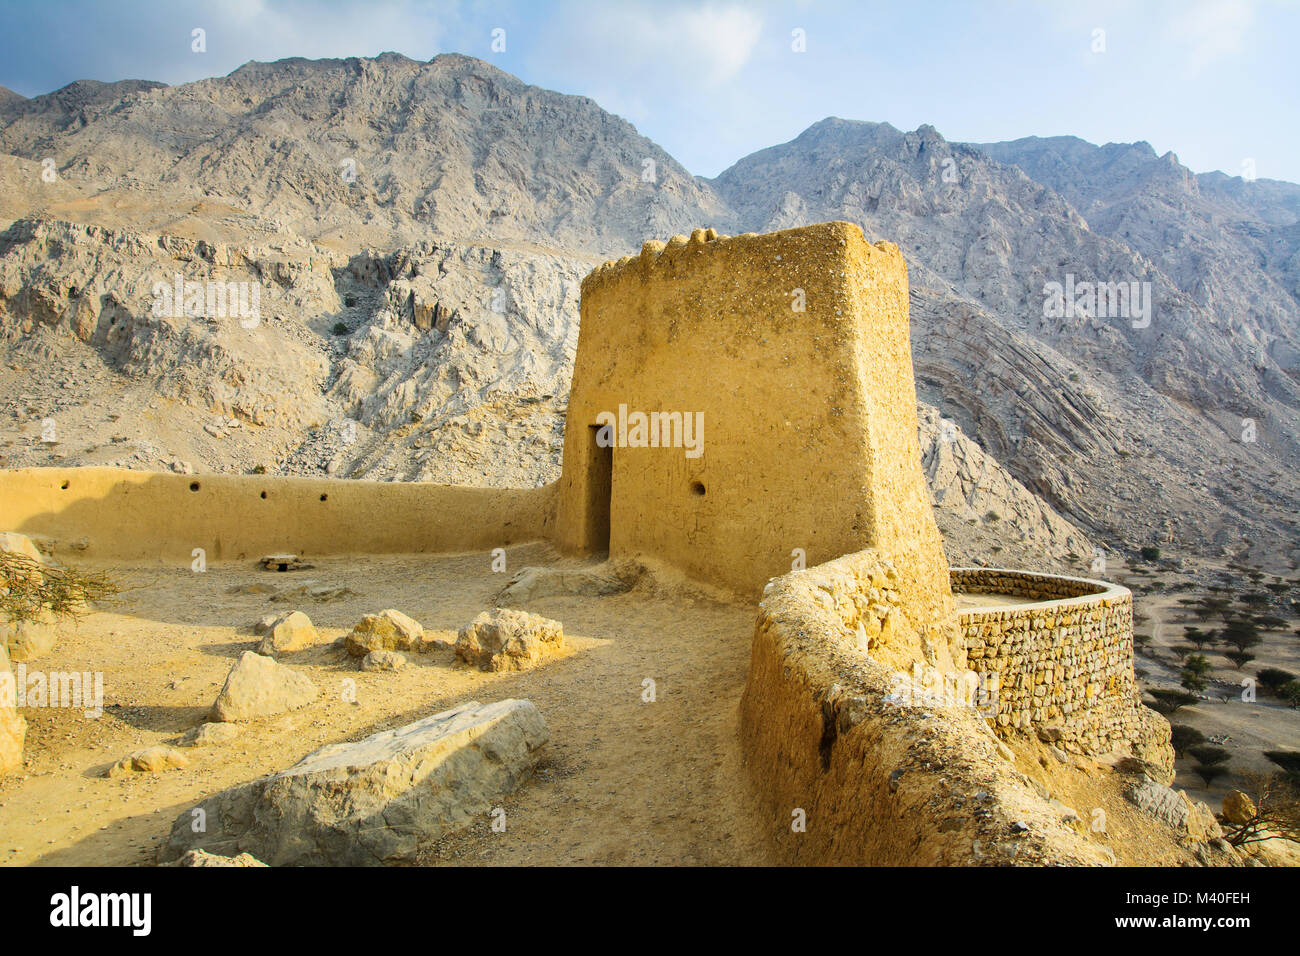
1, 0, 1296, 183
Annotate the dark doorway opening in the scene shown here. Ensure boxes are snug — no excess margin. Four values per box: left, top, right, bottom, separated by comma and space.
586, 424, 613, 554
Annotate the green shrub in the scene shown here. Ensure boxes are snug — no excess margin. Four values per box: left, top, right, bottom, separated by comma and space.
1256, 668, 1297, 694
1225, 650, 1256, 670
1147, 689, 1199, 715
1170, 724, 1205, 758
1279, 681, 1300, 709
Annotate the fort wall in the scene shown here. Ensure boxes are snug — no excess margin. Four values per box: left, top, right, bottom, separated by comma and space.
951, 568, 1167, 763
738, 549, 1115, 865
0, 467, 554, 563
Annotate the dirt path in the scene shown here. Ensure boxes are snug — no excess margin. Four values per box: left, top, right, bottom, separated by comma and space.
0, 544, 778, 866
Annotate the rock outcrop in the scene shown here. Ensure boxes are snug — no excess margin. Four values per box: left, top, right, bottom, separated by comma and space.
256, 610, 321, 656
456, 609, 565, 672
0, 637, 25, 773
159, 699, 549, 866
345, 609, 424, 657
210, 651, 319, 722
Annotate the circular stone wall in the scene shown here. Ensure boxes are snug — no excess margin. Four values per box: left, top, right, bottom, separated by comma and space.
951, 568, 1142, 755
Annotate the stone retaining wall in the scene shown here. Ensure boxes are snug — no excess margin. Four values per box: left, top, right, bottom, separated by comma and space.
738, 549, 1116, 866
952, 568, 1159, 758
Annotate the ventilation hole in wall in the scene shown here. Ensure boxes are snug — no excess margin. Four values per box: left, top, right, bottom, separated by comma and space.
260, 491, 268, 500
690, 481, 706, 497
60, 480, 70, 490
189, 481, 200, 492
319, 494, 328, 502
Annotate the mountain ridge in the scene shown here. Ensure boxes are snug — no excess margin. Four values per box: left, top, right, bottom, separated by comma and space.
0, 52, 1296, 569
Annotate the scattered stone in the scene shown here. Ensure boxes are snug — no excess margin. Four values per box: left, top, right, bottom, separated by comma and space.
181, 722, 242, 748
270, 583, 354, 603
261, 553, 303, 572
345, 609, 424, 657
163, 849, 267, 867
362, 650, 407, 672
227, 582, 279, 596
1222, 790, 1257, 825
159, 699, 549, 866
495, 562, 643, 605
456, 608, 565, 672
210, 651, 319, 722
256, 610, 320, 656
107, 745, 189, 778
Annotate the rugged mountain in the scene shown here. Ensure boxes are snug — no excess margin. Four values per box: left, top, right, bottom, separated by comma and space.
711, 118, 1300, 565
2, 54, 1296, 569
0, 53, 734, 256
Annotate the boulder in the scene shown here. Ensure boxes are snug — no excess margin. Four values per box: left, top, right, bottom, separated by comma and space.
345, 609, 424, 657
107, 745, 189, 778
0, 532, 43, 565
256, 610, 320, 656
4, 616, 57, 663
159, 699, 549, 866
1, 638, 24, 774
362, 650, 406, 672
210, 652, 319, 722
0, 704, 27, 773
1222, 789, 1257, 825
456, 608, 565, 672
181, 722, 242, 748
1125, 775, 1222, 841
0, 639, 23, 773
163, 849, 268, 867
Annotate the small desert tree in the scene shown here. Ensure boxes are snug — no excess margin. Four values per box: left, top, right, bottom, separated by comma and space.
1256, 668, 1297, 695
1279, 681, 1300, 710
1147, 688, 1199, 716
1183, 626, 1215, 651
1266, 751, 1300, 785
0, 552, 119, 625
1180, 654, 1211, 693
1170, 724, 1205, 759
1187, 745, 1231, 788
1224, 649, 1256, 670
1222, 772, 1300, 848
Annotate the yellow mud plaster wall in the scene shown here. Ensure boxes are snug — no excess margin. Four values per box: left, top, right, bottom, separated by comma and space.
0, 467, 555, 563
553, 221, 955, 640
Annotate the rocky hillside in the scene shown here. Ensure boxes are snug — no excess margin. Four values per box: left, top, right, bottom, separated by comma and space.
1, 54, 1296, 570
712, 119, 1300, 566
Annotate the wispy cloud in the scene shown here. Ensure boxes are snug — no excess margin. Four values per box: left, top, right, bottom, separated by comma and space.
536, 1, 764, 88
1167, 0, 1256, 74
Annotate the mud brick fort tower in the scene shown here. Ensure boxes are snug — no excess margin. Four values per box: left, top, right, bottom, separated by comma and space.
0, 221, 1171, 864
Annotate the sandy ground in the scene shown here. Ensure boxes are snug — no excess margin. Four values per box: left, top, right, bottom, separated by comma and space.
1130, 574, 1300, 811
0, 543, 776, 866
